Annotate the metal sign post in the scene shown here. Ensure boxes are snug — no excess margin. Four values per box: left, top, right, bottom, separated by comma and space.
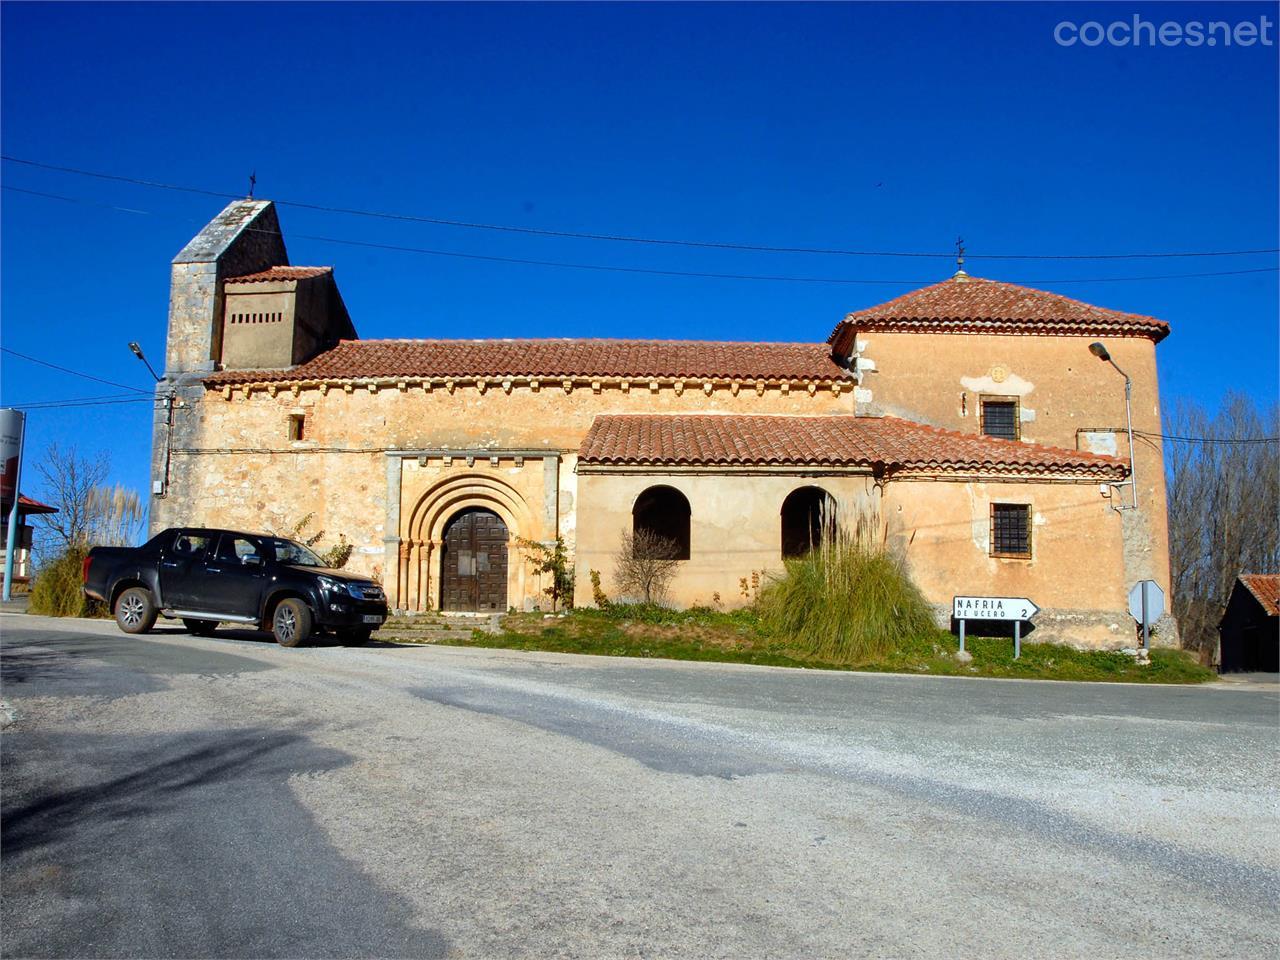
953, 595, 1040, 660
1127, 581, 1165, 652
1, 409, 27, 602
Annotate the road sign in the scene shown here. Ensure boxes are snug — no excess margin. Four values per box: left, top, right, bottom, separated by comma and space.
952, 596, 1040, 621
1128, 581, 1165, 623
952, 596, 1040, 660
1128, 580, 1165, 652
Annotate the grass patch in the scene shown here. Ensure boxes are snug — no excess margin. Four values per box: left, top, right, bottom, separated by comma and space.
384, 604, 1214, 684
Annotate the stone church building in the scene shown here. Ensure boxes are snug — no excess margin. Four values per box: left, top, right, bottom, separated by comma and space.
150, 200, 1175, 648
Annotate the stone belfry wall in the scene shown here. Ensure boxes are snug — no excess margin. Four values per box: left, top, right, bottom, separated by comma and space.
150, 200, 289, 531
166, 200, 289, 375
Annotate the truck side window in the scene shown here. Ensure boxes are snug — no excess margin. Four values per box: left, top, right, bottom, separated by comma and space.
214, 535, 260, 564
173, 533, 210, 557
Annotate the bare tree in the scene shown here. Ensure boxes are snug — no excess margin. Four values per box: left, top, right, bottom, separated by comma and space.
1165, 392, 1279, 660
29, 445, 148, 561
31, 443, 109, 555
614, 528, 682, 604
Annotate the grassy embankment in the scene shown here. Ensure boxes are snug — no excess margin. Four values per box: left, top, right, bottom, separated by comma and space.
384, 604, 1212, 685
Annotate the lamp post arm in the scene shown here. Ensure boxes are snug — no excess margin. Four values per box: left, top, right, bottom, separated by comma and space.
1110, 359, 1139, 509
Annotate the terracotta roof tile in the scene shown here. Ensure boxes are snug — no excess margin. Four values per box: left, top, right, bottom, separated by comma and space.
205, 338, 848, 385
828, 275, 1169, 351
1239, 574, 1280, 617
578, 414, 1128, 478
225, 266, 333, 284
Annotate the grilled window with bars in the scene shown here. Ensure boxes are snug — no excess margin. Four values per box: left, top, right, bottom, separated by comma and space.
980, 398, 1019, 440
990, 503, 1032, 558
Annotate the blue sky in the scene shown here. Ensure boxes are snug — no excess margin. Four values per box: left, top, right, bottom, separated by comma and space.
2, 1, 1276, 506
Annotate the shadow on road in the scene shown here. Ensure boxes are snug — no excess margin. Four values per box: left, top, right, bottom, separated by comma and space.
2, 727, 451, 958
2, 730, 314, 856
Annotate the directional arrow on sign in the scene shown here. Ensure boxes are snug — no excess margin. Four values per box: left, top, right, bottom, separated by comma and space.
952, 596, 1041, 621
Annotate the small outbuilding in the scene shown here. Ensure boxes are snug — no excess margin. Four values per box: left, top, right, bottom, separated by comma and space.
0, 494, 59, 587
1218, 574, 1279, 673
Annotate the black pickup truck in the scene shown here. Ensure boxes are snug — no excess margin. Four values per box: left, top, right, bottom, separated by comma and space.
83, 527, 388, 647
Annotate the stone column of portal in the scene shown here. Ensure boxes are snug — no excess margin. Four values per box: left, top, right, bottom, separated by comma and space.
426, 540, 441, 611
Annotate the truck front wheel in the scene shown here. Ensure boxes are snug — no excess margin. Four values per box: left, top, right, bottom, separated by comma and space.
115, 587, 158, 635
271, 599, 312, 648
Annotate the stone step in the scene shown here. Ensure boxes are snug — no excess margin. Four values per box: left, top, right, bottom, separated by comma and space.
381, 612, 503, 636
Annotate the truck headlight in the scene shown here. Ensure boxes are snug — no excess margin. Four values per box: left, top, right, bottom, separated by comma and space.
320, 577, 365, 599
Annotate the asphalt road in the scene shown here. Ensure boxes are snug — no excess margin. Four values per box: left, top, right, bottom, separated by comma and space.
2, 614, 1277, 959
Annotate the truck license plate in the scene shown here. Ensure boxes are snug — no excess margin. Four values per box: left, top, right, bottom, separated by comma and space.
362, 615, 383, 624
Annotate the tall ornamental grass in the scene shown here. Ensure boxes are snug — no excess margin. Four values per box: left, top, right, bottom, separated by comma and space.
758, 517, 937, 665
28, 545, 106, 618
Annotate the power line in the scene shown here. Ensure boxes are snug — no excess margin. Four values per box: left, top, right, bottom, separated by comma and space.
1135, 430, 1280, 445
0, 347, 151, 395
5, 392, 155, 409
1, 184, 156, 217
4, 154, 1277, 262
7, 184, 1279, 286
250, 223, 1280, 285
6, 397, 154, 410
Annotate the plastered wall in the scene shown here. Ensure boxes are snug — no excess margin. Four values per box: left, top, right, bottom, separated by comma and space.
854, 330, 1173, 621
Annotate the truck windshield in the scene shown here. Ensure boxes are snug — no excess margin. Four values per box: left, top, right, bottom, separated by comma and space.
267, 538, 326, 567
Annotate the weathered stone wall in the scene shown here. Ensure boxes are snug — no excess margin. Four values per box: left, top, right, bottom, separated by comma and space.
153, 201, 289, 532
166, 201, 288, 376
162, 377, 857, 609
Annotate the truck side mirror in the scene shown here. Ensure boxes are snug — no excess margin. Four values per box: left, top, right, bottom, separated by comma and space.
242, 554, 262, 566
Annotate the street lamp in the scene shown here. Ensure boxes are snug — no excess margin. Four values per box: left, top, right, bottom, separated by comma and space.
129, 342, 162, 383
1089, 341, 1138, 509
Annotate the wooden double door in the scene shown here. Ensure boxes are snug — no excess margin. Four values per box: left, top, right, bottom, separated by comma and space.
440, 509, 509, 612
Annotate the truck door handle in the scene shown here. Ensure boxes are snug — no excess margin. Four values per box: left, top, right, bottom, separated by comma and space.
162, 561, 180, 568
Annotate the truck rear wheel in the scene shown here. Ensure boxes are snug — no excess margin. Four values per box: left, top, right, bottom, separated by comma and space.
337, 628, 372, 646
271, 599, 312, 648
182, 618, 218, 637
115, 587, 158, 635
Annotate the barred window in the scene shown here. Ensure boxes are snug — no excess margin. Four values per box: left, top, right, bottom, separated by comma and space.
981, 398, 1019, 440
990, 503, 1031, 558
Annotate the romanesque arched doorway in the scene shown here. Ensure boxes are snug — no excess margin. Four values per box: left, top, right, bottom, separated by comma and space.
440, 508, 509, 612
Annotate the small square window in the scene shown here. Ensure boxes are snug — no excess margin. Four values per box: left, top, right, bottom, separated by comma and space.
981, 398, 1019, 440
287, 414, 305, 441
990, 503, 1032, 558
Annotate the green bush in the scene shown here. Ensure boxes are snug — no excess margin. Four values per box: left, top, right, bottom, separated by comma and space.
29, 545, 107, 618
757, 532, 939, 665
